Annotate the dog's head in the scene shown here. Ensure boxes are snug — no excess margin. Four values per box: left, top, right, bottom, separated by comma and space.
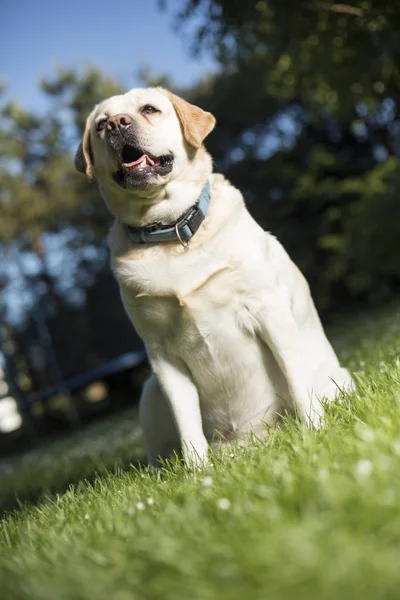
75, 87, 215, 214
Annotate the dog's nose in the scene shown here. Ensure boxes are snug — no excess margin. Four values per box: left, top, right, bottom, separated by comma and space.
106, 113, 134, 132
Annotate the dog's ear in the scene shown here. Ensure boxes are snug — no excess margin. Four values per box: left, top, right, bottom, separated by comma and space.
159, 88, 216, 148
74, 113, 95, 181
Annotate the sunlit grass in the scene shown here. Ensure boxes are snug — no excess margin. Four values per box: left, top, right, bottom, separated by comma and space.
1, 304, 400, 600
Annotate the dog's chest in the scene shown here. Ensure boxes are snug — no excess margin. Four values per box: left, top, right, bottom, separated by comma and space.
113, 249, 250, 341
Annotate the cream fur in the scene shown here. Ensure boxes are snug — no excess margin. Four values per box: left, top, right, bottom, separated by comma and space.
77, 87, 354, 467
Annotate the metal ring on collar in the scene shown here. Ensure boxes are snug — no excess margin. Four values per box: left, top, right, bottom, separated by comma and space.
175, 223, 190, 249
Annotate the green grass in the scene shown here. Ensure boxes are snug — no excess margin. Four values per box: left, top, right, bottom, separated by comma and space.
2, 304, 400, 599
0, 407, 145, 514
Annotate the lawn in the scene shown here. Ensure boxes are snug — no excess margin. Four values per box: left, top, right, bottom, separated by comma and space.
1, 305, 400, 599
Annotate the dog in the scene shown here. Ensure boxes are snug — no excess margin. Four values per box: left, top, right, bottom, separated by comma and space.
75, 87, 354, 467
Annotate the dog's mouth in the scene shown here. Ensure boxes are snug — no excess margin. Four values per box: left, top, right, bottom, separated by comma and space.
121, 145, 159, 168
113, 143, 174, 188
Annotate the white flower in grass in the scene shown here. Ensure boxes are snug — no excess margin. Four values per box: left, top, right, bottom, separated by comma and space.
355, 459, 373, 478
395, 357, 400, 368
136, 501, 145, 511
84, 514, 90, 520
202, 476, 213, 488
257, 485, 270, 498
147, 498, 154, 506
216, 498, 231, 510
359, 428, 375, 443
318, 467, 329, 481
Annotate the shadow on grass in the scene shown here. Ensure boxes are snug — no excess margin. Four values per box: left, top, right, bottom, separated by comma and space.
1, 456, 147, 518
0, 407, 147, 518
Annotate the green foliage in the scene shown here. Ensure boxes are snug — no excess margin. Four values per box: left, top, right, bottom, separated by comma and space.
0, 68, 124, 244
42, 67, 125, 133
164, 0, 400, 312
2, 305, 400, 599
172, 1, 400, 114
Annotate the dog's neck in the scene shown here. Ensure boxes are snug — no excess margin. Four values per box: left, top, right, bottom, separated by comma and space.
104, 148, 213, 229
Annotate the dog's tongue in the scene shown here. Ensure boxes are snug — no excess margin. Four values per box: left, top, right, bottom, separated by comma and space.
122, 154, 158, 168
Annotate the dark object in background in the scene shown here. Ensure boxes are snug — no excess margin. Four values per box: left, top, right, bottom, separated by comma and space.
0, 354, 149, 458
0, 268, 149, 457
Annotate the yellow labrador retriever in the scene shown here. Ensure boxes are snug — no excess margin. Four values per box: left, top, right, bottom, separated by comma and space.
75, 87, 354, 466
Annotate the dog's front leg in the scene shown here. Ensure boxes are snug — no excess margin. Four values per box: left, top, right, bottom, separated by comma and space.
253, 293, 322, 428
149, 354, 208, 467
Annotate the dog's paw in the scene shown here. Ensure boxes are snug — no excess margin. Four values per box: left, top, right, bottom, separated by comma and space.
313, 367, 355, 403
182, 437, 209, 469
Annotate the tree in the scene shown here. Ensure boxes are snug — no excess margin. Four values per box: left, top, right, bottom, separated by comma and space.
0, 69, 139, 397
168, 1, 400, 115
162, 0, 400, 312
0, 68, 126, 243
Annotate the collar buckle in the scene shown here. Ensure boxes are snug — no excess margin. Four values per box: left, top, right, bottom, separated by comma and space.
175, 221, 191, 249
175, 204, 203, 249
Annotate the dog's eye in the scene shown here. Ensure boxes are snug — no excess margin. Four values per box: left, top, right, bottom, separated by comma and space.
141, 105, 160, 115
96, 119, 107, 132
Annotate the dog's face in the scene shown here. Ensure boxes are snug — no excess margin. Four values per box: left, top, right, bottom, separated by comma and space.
75, 87, 215, 215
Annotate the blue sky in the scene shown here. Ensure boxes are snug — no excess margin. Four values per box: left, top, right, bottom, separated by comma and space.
1, 0, 216, 112
0, 0, 218, 329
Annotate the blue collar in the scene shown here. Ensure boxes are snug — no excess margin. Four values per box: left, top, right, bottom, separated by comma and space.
125, 179, 211, 248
